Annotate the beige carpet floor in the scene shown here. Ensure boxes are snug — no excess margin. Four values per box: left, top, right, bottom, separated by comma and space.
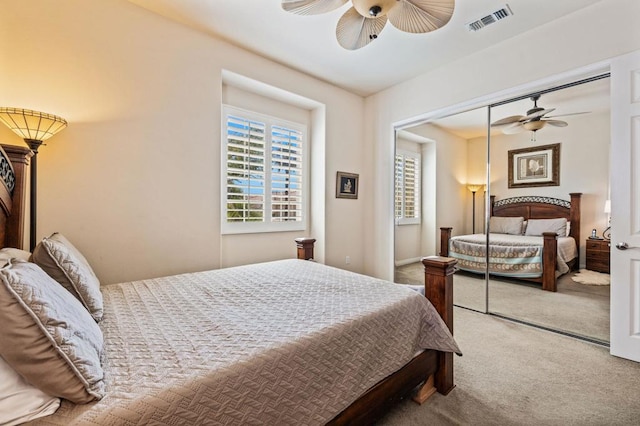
377, 308, 640, 425
395, 263, 610, 343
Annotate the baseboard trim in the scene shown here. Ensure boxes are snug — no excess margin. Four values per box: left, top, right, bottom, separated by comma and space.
395, 257, 422, 267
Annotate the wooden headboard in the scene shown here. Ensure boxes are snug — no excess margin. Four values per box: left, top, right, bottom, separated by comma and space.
0, 144, 31, 250
490, 192, 582, 266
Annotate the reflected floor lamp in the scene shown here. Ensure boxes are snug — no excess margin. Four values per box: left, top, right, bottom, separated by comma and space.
0, 108, 67, 250
467, 184, 483, 234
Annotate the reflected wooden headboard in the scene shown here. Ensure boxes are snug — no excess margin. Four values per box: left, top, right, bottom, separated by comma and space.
490, 192, 582, 266
0, 144, 31, 250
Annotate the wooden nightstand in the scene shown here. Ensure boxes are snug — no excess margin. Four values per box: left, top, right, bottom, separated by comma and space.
586, 239, 610, 273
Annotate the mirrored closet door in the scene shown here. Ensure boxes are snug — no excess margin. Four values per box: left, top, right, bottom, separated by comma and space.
393, 106, 490, 313
486, 76, 611, 344
394, 74, 611, 345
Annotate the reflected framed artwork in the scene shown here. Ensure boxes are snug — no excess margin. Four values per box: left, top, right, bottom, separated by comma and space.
336, 171, 359, 199
508, 143, 560, 188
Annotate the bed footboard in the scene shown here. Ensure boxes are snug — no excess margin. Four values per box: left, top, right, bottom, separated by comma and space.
293, 239, 457, 423
439, 228, 559, 291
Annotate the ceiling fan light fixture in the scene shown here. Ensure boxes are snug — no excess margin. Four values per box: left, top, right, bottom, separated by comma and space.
284, 0, 455, 50
352, 0, 397, 18
523, 120, 546, 132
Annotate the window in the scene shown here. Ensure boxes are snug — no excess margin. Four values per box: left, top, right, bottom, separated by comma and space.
222, 106, 307, 234
395, 150, 421, 225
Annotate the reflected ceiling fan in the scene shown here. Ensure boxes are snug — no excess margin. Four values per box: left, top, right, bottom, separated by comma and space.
491, 94, 588, 137
281, 0, 455, 50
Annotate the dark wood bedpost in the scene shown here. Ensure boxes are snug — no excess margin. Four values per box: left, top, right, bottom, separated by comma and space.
439, 227, 452, 257
541, 232, 558, 292
569, 192, 582, 270
294, 237, 316, 260
422, 256, 456, 395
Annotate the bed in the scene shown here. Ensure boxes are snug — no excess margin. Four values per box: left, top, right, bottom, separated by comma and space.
0, 144, 460, 425
440, 193, 582, 292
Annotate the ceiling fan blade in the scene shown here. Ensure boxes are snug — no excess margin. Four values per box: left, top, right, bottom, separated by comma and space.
544, 119, 568, 127
282, 0, 348, 15
491, 115, 525, 127
502, 123, 525, 134
546, 111, 591, 119
523, 108, 555, 121
387, 0, 455, 34
336, 7, 387, 50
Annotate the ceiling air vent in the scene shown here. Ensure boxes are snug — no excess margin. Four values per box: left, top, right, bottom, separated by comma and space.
466, 4, 513, 32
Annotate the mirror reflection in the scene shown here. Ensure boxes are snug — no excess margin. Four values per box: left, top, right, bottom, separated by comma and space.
394, 106, 489, 313
394, 76, 611, 344
486, 77, 610, 344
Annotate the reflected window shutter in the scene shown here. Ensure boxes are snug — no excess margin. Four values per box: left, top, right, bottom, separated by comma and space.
404, 156, 420, 219
395, 154, 404, 218
395, 151, 421, 223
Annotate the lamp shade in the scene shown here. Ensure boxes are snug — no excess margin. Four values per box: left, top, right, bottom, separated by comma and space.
467, 184, 482, 193
604, 199, 611, 214
0, 108, 67, 142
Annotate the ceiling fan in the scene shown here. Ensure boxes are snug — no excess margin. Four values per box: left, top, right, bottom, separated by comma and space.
491, 94, 587, 136
281, 0, 455, 50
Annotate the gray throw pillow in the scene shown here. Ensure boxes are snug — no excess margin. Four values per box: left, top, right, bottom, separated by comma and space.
31, 232, 103, 322
524, 218, 568, 237
0, 260, 105, 404
489, 216, 525, 235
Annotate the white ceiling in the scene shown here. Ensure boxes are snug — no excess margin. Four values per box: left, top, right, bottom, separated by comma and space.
127, 0, 604, 96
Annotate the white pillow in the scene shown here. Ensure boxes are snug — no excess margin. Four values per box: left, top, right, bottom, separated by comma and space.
489, 216, 525, 235
524, 218, 568, 237
0, 355, 60, 426
0, 247, 31, 263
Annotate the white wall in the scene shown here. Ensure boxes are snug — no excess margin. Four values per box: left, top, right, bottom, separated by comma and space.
409, 124, 468, 237
0, 0, 366, 283
366, 0, 640, 280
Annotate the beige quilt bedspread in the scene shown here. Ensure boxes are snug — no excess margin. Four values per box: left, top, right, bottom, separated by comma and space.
33, 259, 459, 425
449, 233, 577, 277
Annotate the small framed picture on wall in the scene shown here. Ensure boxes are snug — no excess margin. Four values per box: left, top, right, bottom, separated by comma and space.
336, 171, 359, 199
508, 143, 560, 188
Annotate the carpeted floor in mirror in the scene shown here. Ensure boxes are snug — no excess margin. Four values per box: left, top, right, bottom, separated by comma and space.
395, 263, 610, 343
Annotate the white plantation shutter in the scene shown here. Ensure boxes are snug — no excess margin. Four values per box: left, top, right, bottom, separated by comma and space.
226, 115, 266, 222
395, 154, 404, 219
222, 106, 307, 234
271, 125, 303, 222
395, 150, 421, 225
404, 155, 420, 220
